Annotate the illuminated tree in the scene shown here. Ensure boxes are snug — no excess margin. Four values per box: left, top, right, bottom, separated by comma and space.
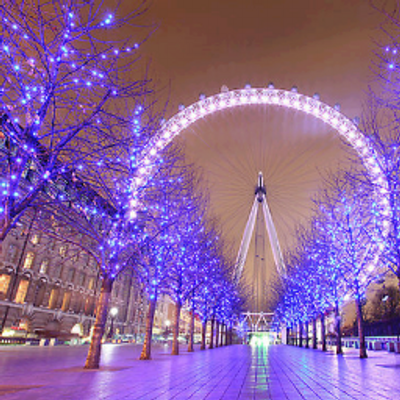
163, 174, 211, 356
0, 0, 151, 253
186, 224, 224, 352
136, 152, 202, 360
35, 101, 163, 369
357, 2, 400, 293
314, 171, 383, 358
274, 167, 384, 359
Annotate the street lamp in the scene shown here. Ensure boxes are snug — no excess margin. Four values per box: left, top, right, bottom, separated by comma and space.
163, 319, 171, 339
108, 307, 118, 340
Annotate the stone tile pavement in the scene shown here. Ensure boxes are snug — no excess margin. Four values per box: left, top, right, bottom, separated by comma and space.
0, 342, 399, 399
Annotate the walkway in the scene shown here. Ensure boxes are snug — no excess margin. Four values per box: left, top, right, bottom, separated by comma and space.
0, 343, 399, 399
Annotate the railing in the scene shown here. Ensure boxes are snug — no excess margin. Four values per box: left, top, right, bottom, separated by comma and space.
0, 336, 40, 345
341, 336, 400, 352
287, 336, 400, 352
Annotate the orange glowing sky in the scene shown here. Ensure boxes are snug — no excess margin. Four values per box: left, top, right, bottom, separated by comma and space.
120, 0, 388, 309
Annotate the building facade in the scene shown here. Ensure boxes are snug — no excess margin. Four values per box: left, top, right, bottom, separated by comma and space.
0, 218, 148, 341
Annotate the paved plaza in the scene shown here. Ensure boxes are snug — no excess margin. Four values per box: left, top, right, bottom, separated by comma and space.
0, 343, 400, 399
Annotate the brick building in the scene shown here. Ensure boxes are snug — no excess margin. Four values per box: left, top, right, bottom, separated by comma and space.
0, 218, 148, 341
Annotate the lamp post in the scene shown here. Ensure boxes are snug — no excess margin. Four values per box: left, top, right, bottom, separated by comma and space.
108, 307, 118, 340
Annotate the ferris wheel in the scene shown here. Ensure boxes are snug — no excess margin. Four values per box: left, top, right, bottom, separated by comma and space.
131, 84, 391, 312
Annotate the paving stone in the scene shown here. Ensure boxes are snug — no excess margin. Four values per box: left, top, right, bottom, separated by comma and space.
0, 343, 400, 399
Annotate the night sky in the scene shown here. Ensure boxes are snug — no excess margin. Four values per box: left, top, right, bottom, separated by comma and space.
123, 0, 385, 310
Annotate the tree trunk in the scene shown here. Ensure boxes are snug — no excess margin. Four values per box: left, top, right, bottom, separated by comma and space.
171, 301, 182, 355
209, 316, 215, 349
224, 324, 228, 346
321, 314, 326, 351
355, 297, 368, 358
312, 318, 317, 349
299, 323, 303, 347
139, 297, 157, 360
335, 302, 342, 355
200, 320, 207, 350
305, 321, 309, 348
188, 310, 195, 352
286, 327, 290, 345
84, 275, 113, 369
215, 320, 220, 347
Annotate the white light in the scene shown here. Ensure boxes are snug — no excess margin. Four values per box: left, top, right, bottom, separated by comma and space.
110, 307, 118, 317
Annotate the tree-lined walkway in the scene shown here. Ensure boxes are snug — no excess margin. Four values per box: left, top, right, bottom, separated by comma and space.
0, 343, 399, 399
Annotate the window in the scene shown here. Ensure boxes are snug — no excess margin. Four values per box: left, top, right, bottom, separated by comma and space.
49, 240, 56, 251
39, 259, 49, 274
59, 245, 67, 258
67, 268, 75, 283
84, 297, 94, 315
23, 252, 35, 269
15, 280, 29, 303
78, 272, 85, 287
88, 277, 95, 291
74, 294, 83, 313
30, 233, 40, 245
61, 291, 71, 312
0, 274, 11, 299
7, 244, 17, 264
48, 288, 59, 309
33, 281, 46, 307
52, 265, 62, 278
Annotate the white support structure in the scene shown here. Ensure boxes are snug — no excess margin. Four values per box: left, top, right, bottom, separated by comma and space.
240, 311, 275, 332
261, 196, 286, 277
234, 172, 286, 283
234, 198, 258, 282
